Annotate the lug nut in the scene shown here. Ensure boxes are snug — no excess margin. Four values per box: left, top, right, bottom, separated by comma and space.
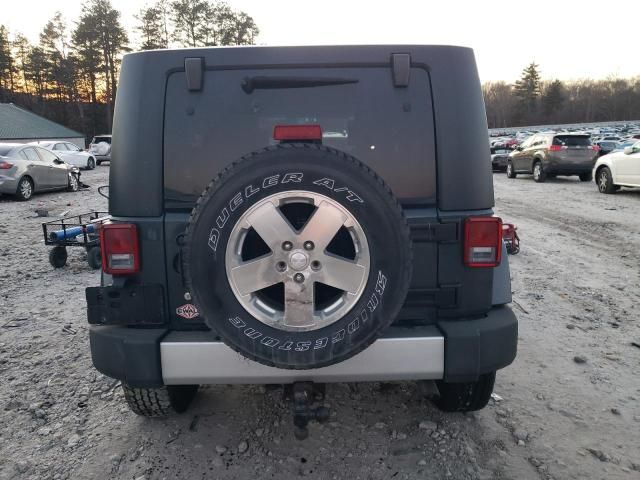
294, 273, 305, 283
311, 260, 321, 271
276, 261, 287, 272
282, 241, 293, 251
303, 241, 315, 251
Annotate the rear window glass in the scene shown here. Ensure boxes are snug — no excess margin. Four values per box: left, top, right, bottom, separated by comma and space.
0, 146, 14, 156
553, 135, 591, 147
93, 137, 111, 144
164, 67, 436, 205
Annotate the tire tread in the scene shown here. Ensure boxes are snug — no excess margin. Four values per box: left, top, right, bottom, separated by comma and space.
183, 143, 412, 370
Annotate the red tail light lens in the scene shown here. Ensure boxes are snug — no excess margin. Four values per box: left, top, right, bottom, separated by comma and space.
273, 124, 322, 141
464, 217, 503, 267
589, 145, 599, 151
549, 145, 565, 152
0, 161, 14, 169
100, 223, 140, 275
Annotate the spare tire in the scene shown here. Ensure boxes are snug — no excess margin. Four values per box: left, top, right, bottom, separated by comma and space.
184, 144, 412, 369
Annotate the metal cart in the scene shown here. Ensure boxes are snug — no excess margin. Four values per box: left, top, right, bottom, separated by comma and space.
42, 211, 110, 269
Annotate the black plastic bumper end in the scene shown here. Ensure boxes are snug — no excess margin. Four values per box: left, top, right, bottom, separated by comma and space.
438, 305, 518, 383
89, 326, 167, 388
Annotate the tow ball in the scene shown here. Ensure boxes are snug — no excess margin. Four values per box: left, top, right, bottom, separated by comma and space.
285, 382, 330, 440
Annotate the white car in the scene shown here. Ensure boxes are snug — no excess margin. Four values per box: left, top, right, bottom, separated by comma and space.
593, 141, 640, 194
36, 141, 97, 170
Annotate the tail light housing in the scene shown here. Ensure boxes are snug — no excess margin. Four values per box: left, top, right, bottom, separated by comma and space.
0, 161, 14, 169
464, 217, 503, 267
548, 145, 567, 152
100, 223, 140, 275
273, 124, 322, 142
589, 145, 599, 151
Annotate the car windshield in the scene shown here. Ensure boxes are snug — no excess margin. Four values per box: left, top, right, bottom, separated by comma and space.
553, 135, 591, 147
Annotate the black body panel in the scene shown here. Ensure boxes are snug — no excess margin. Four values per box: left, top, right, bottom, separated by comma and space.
110, 45, 493, 216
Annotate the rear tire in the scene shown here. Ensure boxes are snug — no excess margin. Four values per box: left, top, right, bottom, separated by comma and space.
434, 372, 496, 412
506, 161, 517, 178
96, 160, 102, 166
49, 246, 67, 268
597, 167, 616, 194
579, 172, 592, 182
87, 246, 102, 270
122, 384, 199, 417
532, 161, 546, 183
16, 177, 33, 201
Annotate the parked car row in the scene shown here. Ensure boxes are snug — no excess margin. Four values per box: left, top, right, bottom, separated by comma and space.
0, 134, 112, 201
493, 134, 640, 195
490, 121, 640, 194
0, 143, 80, 201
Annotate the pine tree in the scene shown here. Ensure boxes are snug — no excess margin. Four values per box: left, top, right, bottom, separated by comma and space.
171, 0, 208, 47
137, 4, 167, 50
542, 79, 565, 116
513, 62, 541, 115
76, 0, 129, 128
0, 25, 14, 93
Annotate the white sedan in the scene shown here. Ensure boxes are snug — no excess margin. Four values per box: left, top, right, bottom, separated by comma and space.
593, 141, 640, 194
35, 141, 97, 170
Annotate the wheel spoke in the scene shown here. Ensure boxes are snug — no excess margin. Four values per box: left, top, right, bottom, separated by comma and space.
229, 255, 281, 296
317, 254, 367, 294
246, 201, 296, 248
283, 280, 315, 328
301, 201, 348, 251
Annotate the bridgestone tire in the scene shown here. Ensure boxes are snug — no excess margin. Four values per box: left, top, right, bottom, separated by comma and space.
122, 384, 199, 417
434, 372, 496, 412
184, 144, 412, 370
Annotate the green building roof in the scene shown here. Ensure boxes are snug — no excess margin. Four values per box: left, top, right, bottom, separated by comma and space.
0, 103, 83, 140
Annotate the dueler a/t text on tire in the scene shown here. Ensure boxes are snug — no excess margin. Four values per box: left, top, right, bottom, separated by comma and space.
184, 144, 412, 370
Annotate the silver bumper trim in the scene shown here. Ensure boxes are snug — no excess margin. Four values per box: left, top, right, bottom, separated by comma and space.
161, 329, 444, 385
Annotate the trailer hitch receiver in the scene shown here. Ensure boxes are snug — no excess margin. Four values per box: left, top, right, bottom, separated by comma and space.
286, 382, 330, 440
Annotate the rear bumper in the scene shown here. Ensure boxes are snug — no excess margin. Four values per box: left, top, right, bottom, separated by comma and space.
89, 306, 517, 387
545, 159, 596, 174
0, 176, 18, 194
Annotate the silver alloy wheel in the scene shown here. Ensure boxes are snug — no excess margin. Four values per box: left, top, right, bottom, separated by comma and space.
598, 170, 608, 192
20, 179, 32, 199
69, 174, 79, 191
225, 190, 370, 332
533, 163, 541, 180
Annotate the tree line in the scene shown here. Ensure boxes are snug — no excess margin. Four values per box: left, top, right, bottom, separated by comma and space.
484, 62, 640, 129
0, 0, 259, 141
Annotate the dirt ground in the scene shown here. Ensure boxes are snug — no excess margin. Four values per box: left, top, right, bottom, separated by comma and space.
0, 166, 639, 480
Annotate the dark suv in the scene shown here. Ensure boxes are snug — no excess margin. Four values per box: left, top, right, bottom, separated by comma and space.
86, 45, 517, 436
507, 133, 598, 182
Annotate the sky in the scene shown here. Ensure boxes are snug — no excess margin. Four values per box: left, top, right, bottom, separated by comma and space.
2, 0, 638, 82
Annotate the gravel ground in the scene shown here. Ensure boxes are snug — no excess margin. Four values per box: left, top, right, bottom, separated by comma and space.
0, 167, 639, 480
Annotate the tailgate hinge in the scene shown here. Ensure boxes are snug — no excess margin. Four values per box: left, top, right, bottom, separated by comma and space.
185, 57, 204, 91
391, 53, 411, 87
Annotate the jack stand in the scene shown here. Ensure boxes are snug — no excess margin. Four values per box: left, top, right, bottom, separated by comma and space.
285, 382, 330, 440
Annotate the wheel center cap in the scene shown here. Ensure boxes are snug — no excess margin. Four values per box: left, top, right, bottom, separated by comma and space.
289, 250, 309, 271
